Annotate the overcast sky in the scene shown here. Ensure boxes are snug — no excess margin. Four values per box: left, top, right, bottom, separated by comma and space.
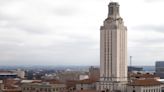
0, 0, 164, 66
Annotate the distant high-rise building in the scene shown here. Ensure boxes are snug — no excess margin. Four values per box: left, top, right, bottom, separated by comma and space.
97, 2, 127, 92
155, 61, 164, 78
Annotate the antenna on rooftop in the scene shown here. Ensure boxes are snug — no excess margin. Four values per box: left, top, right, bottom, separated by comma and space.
130, 56, 132, 68
129, 56, 133, 83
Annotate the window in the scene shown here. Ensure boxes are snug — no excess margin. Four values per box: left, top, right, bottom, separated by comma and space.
32, 88, 35, 90
81, 88, 83, 90
40, 88, 43, 91
45, 88, 47, 91
116, 7, 119, 14
109, 7, 113, 15
48, 88, 51, 92
133, 90, 136, 92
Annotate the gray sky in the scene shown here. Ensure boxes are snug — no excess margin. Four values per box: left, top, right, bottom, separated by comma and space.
0, 0, 164, 66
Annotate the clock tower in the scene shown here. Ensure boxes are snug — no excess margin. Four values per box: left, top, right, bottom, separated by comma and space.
97, 2, 127, 92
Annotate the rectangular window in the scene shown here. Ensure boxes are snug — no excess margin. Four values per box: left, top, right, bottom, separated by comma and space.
109, 7, 113, 15
40, 88, 43, 91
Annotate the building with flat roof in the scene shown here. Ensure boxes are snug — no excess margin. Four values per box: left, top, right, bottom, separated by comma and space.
156, 61, 164, 78
0, 70, 25, 80
0, 71, 17, 80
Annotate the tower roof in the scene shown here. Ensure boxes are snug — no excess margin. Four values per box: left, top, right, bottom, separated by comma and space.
108, 2, 120, 18
109, 2, 119, 6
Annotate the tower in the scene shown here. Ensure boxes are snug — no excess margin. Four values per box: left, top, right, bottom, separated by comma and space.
97, 2, 127, 92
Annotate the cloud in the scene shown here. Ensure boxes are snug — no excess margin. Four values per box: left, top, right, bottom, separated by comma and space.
132, 25, 164, 33
53, 6, 79, 16
0, 0, 164, 66
144, 0, 164, 3
0, 34, 99, 65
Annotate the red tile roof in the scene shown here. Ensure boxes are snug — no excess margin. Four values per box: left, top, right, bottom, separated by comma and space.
43, 79, 63, 84
129, 79, 161, 86
130, 73, 158, 79
77, 79, 98, 84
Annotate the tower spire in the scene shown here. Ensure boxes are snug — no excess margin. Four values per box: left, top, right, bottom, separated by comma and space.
108, 2, 120, 18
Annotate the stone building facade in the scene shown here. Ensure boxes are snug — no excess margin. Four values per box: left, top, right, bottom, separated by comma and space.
97, 2, 127, 92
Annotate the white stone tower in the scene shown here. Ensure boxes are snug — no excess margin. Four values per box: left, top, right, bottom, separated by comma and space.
97, 2, 127, 92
